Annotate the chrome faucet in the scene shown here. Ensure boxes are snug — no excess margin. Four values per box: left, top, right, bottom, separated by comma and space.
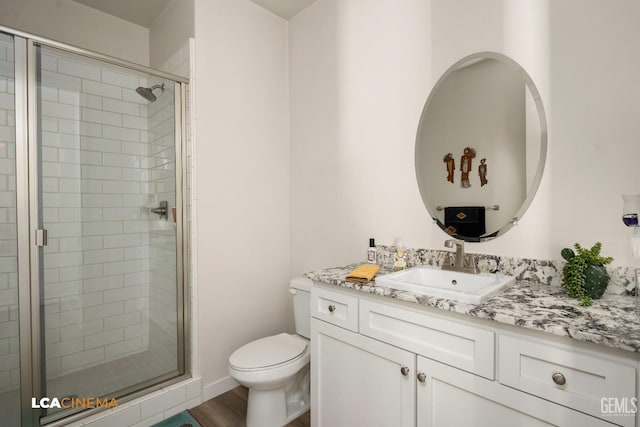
442, 239, 479, 274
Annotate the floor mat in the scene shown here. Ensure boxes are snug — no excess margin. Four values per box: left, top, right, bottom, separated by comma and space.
152, 410, 202, 427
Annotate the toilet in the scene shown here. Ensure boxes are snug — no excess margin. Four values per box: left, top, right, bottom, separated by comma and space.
228, 277, 312, 427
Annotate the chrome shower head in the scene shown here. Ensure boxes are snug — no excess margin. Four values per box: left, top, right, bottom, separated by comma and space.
135, 83, 165, 102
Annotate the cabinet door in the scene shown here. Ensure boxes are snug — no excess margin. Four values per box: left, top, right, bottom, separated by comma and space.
416, 356, 616, 427
311, 318, 415, 427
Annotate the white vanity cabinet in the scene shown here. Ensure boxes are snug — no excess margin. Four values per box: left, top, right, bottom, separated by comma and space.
498, 334, 637, 426
416, 356, 618, 426
311, 319, 416, 427
310, 285, 415, 426
311, 284, 638, 427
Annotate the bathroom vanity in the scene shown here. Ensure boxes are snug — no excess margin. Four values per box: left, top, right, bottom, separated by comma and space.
307, 264, 640, 427
304, 42, 640, 427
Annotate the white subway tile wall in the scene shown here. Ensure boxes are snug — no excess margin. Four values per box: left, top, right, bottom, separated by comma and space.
39, 48, 178, 389
68, 39, 195, 427
145, 76, 177, 368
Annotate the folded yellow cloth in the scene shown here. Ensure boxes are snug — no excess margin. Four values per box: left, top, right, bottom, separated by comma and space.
345, 264, 380, 283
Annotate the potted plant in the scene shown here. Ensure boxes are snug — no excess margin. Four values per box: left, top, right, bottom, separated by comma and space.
561, 242, 613, 306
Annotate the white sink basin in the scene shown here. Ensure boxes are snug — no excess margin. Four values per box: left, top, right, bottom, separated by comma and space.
374, 266, 514, 304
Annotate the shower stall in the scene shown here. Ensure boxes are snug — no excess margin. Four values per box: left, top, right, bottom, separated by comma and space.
0, 27, 189, 426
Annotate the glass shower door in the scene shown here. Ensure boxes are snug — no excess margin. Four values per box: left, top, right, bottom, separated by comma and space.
0, 31, 21, 427
35, 44, 182, 421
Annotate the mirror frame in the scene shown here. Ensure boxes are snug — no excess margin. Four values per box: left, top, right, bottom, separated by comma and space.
415, 52, 548, 242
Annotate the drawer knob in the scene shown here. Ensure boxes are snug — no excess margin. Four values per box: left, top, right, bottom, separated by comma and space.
552, 372, 566, 386
328, 305, 336, 313
417, 372, 427, 383
400, 366, 410, 376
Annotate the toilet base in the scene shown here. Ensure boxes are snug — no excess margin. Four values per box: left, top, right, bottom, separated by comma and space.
286, 399, 310, 424
229, 336, 311, 427
246, 387, 309, 427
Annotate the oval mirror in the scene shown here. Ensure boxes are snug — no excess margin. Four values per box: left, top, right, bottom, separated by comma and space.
415, 52, 547, 242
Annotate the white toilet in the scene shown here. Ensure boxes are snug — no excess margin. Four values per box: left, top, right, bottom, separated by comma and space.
228, 277, 312, 427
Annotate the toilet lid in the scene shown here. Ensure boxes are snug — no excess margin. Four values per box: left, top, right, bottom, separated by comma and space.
229, 333, 306, 370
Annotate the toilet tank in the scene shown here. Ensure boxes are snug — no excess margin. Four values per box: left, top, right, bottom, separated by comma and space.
289, 277, 312, 339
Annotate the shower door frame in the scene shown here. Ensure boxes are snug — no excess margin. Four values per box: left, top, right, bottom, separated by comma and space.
5, 26, 191, 427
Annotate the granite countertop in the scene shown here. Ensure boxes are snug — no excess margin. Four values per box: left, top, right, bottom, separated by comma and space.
305, 263, 640, 353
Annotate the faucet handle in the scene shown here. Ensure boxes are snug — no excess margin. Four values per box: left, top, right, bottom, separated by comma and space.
444, 239, 463, 249
464, 254, 479, 273
441, 253, 453, 268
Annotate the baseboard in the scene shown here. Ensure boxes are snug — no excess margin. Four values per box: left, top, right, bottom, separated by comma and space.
202, 376, 239, 401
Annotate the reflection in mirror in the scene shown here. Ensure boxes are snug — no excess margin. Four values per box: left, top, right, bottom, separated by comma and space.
415, 52, 547, 242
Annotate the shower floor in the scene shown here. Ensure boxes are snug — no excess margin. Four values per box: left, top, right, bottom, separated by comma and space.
0, 350, 175, 425
48, 349, 176, 400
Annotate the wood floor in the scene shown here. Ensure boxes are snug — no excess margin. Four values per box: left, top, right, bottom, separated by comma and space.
188, 386, 310, 427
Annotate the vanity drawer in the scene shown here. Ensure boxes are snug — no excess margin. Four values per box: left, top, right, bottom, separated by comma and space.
499, 335, 636, 427
311, 286, 359, 332
359, 299, 495, 379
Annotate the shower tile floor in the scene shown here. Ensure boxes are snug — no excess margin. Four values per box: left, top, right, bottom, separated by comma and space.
0, 350, 175, 425
48, 350, 176, 400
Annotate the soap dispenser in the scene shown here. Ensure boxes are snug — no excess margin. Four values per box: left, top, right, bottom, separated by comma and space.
393, 240, 407, 271
367, 238, 377, 264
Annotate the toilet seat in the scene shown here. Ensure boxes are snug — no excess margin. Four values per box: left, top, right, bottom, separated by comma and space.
229, 333, 307, 371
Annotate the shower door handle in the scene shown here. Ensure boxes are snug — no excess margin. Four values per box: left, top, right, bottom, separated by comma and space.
35, 229, 48, 246
150, 201, 168, 220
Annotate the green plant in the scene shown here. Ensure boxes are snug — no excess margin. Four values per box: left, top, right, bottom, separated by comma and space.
561, 242, 613, 306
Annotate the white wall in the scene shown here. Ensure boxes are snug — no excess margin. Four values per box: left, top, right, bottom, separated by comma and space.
289, 0, 640, 275
290, 0, 433, 273
0, 0, 149, 66
547, 0, 640, 265
149, 0, 195, 70
193, 0, 291, 391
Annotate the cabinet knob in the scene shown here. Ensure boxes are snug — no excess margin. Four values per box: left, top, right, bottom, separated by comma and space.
328, 305, 336, 313
400, 366, 410, 376
417, 372, 427, 383
552, 372, 566, 385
